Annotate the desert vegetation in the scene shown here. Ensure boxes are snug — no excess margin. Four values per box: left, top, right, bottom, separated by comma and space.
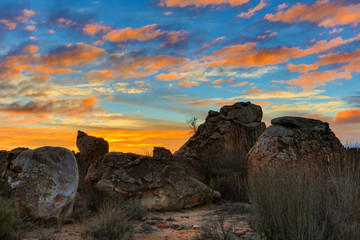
248, 157, 360, 240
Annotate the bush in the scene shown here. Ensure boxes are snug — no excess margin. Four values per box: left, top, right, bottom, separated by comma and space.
82, 197, 146, 240
0, 196, 17, 239
195, 213, 233, 240
249, 159, 360, 240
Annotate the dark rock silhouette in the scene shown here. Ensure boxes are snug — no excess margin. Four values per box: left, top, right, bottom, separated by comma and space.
174, 102, 266, 198
85, 152, 219, 210
76, 130, 109, 177
5, 146, 79, 222
0, 150, 11, 198
153, 147, 172, 158
247, 116, 345, 172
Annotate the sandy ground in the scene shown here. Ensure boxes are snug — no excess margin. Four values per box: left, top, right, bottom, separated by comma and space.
21, 202, 255, 240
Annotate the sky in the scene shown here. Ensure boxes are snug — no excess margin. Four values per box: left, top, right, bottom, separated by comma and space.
0, 0, 360, 153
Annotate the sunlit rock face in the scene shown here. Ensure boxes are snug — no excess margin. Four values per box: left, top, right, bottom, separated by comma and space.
247, 116, 346, 173
174, 102, 266, 184
76, 130, 109, 177
5, 146, 78, 222
85, 151, 220, 210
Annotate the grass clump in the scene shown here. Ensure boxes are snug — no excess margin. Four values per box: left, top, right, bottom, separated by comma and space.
82, 196, 146, 240
195, 213, 233, 240
0, 196, 17, 239
249, 159, 360, 240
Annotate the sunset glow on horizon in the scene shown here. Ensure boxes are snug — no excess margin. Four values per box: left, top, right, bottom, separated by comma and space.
1, 0, 360, 153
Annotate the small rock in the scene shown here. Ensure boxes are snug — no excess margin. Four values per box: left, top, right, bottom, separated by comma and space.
176, 225, 184, 230
192, 225, 201, 230
183, 225, 193, 230
158, 221, 169, 229
170, 223, 179, 229
141, 223, 154, 232
145, 220, 157, 226
233, 229, 247, 237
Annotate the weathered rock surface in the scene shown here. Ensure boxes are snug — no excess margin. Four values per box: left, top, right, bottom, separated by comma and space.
153, 147, 172, 158
85, 152, 220, 210
5, 146, 79, 221
175, 102, 266, 193
0, 150, 11, 198
247, 116, 345, 172
76, 130, 109, 177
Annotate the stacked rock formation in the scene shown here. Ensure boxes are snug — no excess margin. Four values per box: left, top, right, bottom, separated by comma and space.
85, 148, 219, 210
5, 146, 79, 222
247, 116, 346, 173
175, 102, 266, 187
76, 130, 109, 177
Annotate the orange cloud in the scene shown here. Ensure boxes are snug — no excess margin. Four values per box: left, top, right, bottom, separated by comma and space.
16, 9, 36, 23
103, 24, 162, 42
281, 70, 352, 90
83, 23, 112, 35
238, 0, 266, 18
201, 36, 225, 51
116, 55, 187, 79
342, 58, 360, 72
289, 49, 360, 73
265, 1, 360, 27
0, 9, 36, 31
28, 65, 75, 77
288, 63, 318, 73
333, 109, 360, 124
162, 30, 187, 47
0, 55, 34, 80
0, 19, 16, 30
214, 100, 237, 106
203, 35, 360, 69
213, 78, 235, 84
0, 96, 103, 118
179, 81, 199, 88
85, 69, 116, 81
155, 72, 180, 81
158, 0, 249, 8
57, 18, 72, 25
253, 101, 272, 106
24, 25, 36, 31
189, 100, 211, 106
42, 43, 106, 67
232, 81, 248, 87
318, 51, 360, 66
23, 45, 39, 54
242, 87, 264, 94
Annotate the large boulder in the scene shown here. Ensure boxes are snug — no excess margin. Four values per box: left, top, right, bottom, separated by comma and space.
247, 116, 346, 173
174, 102, 266, 192
76, 130, 109, 177
0, 150, 11, 198
85, 152, 220, 210
5, 146, 79, 222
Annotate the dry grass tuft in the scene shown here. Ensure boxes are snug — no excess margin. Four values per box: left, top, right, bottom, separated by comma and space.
249, 158, 360, 240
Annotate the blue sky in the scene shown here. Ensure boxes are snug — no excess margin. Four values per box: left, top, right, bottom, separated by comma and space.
0, 0, 359, 151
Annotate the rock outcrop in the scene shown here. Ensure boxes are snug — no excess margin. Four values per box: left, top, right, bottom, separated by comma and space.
76, 130, 109, 177
247, 116, 346, 173
175, 102, 266, 193
0, 150, 11, 198
85, 152, 220, 210
153, 147, 172, 158
5, 146, 79, 222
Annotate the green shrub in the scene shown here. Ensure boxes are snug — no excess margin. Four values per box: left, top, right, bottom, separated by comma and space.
249, 159, 360, 240
0, 196, 17, 239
